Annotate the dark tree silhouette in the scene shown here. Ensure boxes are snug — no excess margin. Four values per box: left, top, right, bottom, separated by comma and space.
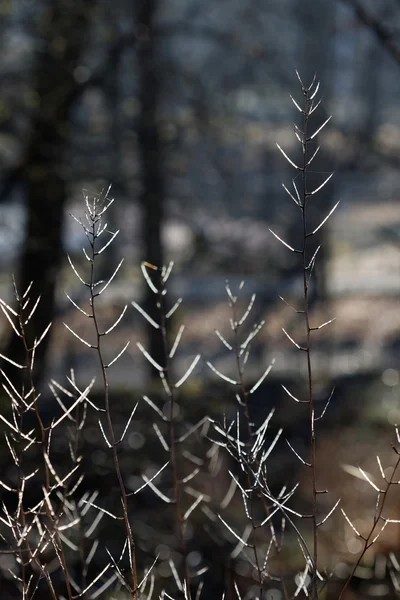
4, 0, 94, 386
135, 0, 166, 371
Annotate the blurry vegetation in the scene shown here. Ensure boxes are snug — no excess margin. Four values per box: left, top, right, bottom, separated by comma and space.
0, 0, 399, 598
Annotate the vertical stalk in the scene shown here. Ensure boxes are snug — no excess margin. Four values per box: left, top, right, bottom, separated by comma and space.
158, 276, 191, 598
231, 301, 271, 600
275, 74, 335, 598
134, 263, 201, 597
88, 216, 138, 598
300, 87, 318, 600
212, 290, 288, 600
18, 294, 73, 600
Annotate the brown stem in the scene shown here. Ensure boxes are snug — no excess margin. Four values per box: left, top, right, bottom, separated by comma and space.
88, 219, 138, 598
17, 290, 73, 600
231, 298, 289, 600
338, 454, 400, 600
158, 276, 191, 598
301, 88, 318, 600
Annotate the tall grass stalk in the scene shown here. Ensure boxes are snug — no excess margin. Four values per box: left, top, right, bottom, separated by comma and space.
66, 189, 139, 598
133, 261, 204, 599
273, 72, 338, 599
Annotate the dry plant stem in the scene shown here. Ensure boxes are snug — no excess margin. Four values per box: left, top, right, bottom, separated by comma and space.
88, 220, 138, 598
231, 303, 252, 440
158, 277, 191, 597
231, 300, 289, 600
275, 74, 339, 597
12, 369, 31, 598
16, 289, 73, 600
338, 454, 400, 600
300, 87, 318, 600
135, 262, 202, 596
231, 301, 263, 600
65, 386, 89, 595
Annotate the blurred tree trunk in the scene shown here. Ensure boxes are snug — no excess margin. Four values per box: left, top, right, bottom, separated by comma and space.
5, 1, 94, 387
135, 0, 166, 372
354, 30, 382, 154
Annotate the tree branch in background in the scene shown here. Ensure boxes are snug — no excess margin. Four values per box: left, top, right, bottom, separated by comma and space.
342, 0, 400, 65
2, 1, 94, 388
134, 0, 166, 373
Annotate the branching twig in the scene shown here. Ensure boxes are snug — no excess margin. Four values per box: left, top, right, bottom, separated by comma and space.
66, 188, 138, 598
273, 73, 336, 599
133, 261, 203, 598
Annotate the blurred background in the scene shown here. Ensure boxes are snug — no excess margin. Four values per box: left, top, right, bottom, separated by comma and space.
0, 0, 400, 597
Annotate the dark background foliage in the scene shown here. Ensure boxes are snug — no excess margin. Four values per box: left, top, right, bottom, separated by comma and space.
0, 0, 399, 597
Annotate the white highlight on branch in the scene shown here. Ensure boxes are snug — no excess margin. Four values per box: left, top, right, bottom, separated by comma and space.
169, 324, 185, 358
153, 423, 169, 452
341, 508, 362, 537
183, 494, 203, 521
317, 498, 340, 527
308, 173, 334, 197
142, 395, 167, 421
166, 298, 182, 319
97, 258, 124, 296
132, 301, 159, 329
215, 329, 232, 351
137, 342, 163, 371
103, 305, 128, 335
276, 143, 301, 170
175, 354, 201, 388
310, 200, 340, 233
269, 228, 298, 252
282, 328, 303, 350
134, 462, 169, 496
141, 262, 159, 293
206, 361, 238, 386
249, 358, 275, 394
51, 379, 95, 429
309, 114, 332, 140
239, 293, 256, 326
290, 94, 303, 113
106, 340, 130, 368
282, 183, 300, 206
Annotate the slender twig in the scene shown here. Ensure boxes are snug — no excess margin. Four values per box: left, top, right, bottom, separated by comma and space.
273, 73, 336, 600
66, 190, 138, 598
230, 291, 288, 600
158, 273, 192, 597
300, 80, 319, 600
134, 262, 203, 598
338, 451, 400, 600
0, 284, 74, 600
209, 284, 290, 600
90, 209, 137, 597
